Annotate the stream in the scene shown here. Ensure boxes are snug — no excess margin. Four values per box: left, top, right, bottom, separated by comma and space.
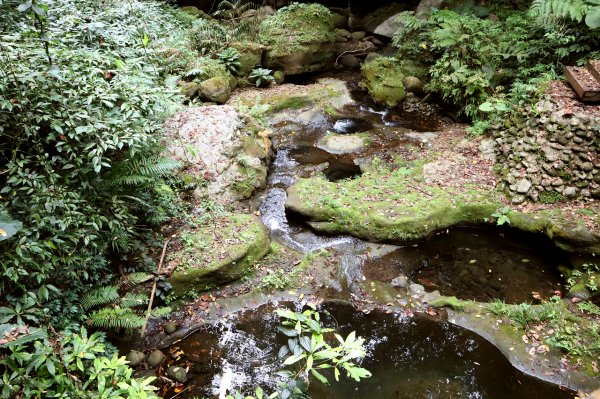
164, 73, 578, 398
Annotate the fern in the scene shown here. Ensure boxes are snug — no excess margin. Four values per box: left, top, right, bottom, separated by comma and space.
120, 293, 149, 308
149, 306, 172, 318
87, 308, 146, 332
530, 0, 590, 25
119, 272, 153, 289
81, 285, 120, 311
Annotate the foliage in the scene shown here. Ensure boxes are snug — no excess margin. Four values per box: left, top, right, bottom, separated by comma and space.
567, 263, 600, 292
577, 301, 600, 316
486, 206, 511, 226
218, 48, 242, 75
530, 0, 600, 29
0, 0, 185, 326
226, 307, 371, 399
249, 68, 274, 87
392, 6, 600, 119
81, 276, 170, 333
0, 326, 159, 398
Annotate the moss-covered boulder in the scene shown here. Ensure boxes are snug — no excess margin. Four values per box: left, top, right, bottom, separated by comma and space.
168, 213, 270, 297
284, 158, 600, 253
258, 3, 335, 75
199, 76, 231, 103
361, 57, 407, 107
230, 41, 265, 76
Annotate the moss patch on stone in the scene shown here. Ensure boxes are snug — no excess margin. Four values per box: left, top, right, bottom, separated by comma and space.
361, 57, 408, 107
168, 212, 270, 297
286, 159, 501, 243
258, 3, 334, 58
429, 296, 474, 311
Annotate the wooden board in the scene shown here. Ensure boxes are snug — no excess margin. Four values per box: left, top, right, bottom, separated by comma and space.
586, 59, 600, 83
565, 66, 600, 102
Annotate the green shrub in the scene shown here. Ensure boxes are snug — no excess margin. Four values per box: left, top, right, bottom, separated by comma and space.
0, 325, 159, 398
0, 0, 185, 326
392, 7, 600, 119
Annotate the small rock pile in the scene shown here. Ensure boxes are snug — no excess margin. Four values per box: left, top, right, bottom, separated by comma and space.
493, 96, 600, 204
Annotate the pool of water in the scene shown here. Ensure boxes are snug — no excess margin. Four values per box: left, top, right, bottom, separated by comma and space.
363, 227, 567, 303
163, 302, 575, 399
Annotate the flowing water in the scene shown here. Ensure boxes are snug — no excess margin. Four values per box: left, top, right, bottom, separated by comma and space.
163, 73, 577, 398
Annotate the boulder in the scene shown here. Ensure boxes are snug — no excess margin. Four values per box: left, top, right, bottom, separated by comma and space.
331, 12, 348, 29
402, 76, 424, 94
147, 350, 166, 368
340, 54, 361, 68
349, 3, 406, 36
317, 133, 370, 154
360, 57, 406, 107
164, 321, 178, 334
230, 41, 265, 76
259, 3, 335, 75
178, 81, 201, 98
168, 213, 271, 297
126, 351, 145, 367
199, 76, 231, 103
163, 105, 271, 203
167, 366, 187, 383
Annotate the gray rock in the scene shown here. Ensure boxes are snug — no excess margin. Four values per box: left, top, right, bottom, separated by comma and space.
422, 290, 442, 303
126, 351, 145, 367
167, 366, 187, 383
409, 283, 425, 295
340, 54, 361, 68
350, 31, 366, 41
164, 321, 178, 334
516, 179, 532, 194
563, 187, 577, 197
511, 195, 526, 205
391, 275, 408, 288
147, 350, 166, 368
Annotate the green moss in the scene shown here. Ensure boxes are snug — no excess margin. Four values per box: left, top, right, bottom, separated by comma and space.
187, 56, 232, 83
286, 160, 500, 243
258, 2, 334, 57
538, 190, 562, 204
169, 213, 270, 297
429, 296, 472, 311
361, 57, 407, 107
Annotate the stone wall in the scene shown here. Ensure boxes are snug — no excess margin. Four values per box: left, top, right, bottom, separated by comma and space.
492, 96, 600, 204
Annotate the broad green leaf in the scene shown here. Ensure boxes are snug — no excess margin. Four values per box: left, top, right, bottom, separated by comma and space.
310, 369, 328, 385
586, 7, 600, 29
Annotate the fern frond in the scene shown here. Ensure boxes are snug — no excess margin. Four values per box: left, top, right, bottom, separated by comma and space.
530, 0, 589, 24
81, 285, 119, 310
126, 156, 181, 177
88, 308, 145, 332
183, 67, 207, 78
150, 306, 172, 318
119, 272, 153, 288
120, 293, 149, 308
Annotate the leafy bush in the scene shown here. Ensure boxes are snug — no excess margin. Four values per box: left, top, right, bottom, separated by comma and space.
0, 0, 186, 326
249, 67, 274, 87
218, 48, 242, 75
392, 6, 600, 119
0, 325, 159, 398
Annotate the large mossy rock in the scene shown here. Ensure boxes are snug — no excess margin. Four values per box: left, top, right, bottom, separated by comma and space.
199, 76, 231, 103
284, 160, 600, 253
168, 213, 270, 297
361, 57, 407, 108
163, 105, 271, 203
258, 3, 336, 75
230, 41, 265, 76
